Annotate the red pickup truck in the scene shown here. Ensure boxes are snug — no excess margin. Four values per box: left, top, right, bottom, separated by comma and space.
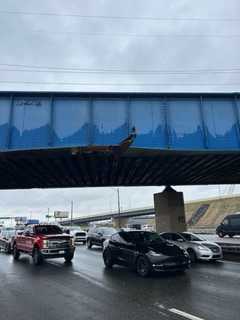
13, 224, 75, 265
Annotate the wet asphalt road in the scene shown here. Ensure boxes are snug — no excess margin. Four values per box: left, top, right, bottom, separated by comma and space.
1, 246, 240, 320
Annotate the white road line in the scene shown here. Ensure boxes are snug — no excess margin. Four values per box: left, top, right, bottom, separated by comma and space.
221, 260, 240, 266
48, 261, 113, 292
168, 308, 204, 320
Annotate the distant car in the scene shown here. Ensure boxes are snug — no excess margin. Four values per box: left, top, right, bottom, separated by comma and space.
86, 227, 117, 249
216, 214, 240, 238
70, 230, 87, 245
160, 232, 223, 262
103, 230, 190, 277
0, 227, 16, 253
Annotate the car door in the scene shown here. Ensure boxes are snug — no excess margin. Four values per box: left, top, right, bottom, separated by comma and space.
117, 232, 136, 267
221, 217, 231, 234
94, 228, 103, 245
20, 226, 34, 252
230, 216, 240, 234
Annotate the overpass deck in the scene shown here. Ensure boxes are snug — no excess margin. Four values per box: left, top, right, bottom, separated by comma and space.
0, 91, 239, 188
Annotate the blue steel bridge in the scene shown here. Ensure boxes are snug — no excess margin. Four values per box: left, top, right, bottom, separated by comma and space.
0, 91, 239, 189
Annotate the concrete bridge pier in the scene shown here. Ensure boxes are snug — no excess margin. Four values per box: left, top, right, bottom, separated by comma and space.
112, 217, 129, 229
154, 186, 187, 233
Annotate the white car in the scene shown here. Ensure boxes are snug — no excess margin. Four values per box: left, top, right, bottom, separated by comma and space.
161, 232, 223, 262
71, 230, 87, 245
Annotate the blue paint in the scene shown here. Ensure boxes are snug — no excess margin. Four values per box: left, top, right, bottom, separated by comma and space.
93, 99, 128, 145
0, 93, 239, 152
0, 97, 11, 150
10, 97, 50, 149
168, 98, 204, 149
130, 99, 166, 148
202, 98, 239, 149
53, 98, 89, 146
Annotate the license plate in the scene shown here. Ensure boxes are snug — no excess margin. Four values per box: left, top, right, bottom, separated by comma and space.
59, 250, 65, 254
166, 262, 177, 266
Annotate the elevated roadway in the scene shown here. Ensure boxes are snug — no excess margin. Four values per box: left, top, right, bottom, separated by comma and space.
0, 92, 240, 189
61, 207, 154, 225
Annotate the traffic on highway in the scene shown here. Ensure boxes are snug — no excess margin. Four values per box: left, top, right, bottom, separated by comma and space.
0, 219, 240, 320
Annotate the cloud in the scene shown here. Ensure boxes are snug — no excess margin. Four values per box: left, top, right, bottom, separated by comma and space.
0, 1, 239, 220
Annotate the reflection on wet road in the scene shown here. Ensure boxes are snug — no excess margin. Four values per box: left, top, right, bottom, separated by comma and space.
0, 246, 240, 320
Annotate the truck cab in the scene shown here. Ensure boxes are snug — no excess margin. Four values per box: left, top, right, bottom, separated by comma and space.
13, 224, 75, 265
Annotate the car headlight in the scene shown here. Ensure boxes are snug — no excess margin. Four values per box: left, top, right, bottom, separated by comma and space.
43, 240, 49, 248
197, 245, 209, 251
70, 238, 75, 246
148, 250, 163, 257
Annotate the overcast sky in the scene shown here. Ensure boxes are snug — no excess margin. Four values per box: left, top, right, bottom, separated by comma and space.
0, 1, 240, 220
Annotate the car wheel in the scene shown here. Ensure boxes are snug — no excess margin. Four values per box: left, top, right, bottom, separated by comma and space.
32, 248, 43, 265
103, 250, 114, 268
187, 249, 197, 263
218, 231, 225, 238
13, 245, 20, 260
136, 256, 151, 277
64, 253, 74, 263
87, 239, 92, 249
5, 243, 12, 254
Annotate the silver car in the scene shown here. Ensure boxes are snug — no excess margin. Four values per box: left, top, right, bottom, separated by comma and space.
160, 232, 223, 262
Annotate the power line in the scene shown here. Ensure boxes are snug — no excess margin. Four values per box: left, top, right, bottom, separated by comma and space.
1, 63, 240, 74
0, 10, 239, 22
15, 30, 240, 38
0, 80, 239, 86
1, 68, 240, 76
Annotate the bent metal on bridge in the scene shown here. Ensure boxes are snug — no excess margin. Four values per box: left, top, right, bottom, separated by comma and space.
0, 91, 240, 232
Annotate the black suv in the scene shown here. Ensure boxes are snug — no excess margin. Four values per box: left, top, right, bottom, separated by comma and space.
216, 214, 240, 237
103, 230, 190, 277
86, 227, 117, 249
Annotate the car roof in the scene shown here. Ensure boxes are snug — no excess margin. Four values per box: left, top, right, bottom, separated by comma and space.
224, 214, 240, 218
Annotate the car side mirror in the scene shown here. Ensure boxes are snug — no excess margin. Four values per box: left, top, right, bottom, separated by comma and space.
177, 238, 184, 242
97, 232, 103, 236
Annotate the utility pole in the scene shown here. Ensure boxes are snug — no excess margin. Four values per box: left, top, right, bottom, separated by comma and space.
117, 188, 120, 215
70, 200, 73, 227
117, 188, 121, 228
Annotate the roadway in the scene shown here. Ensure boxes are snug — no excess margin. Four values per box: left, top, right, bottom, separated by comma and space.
0, 246, 240, 320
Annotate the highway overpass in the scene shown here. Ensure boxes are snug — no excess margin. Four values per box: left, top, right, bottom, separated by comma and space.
61, 207, 155, 225
0, 92, 240, 189
1, 91, 240, 232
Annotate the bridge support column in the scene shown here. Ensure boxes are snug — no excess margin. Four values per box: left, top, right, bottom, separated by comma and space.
112, 217, 129, 229
154, 186, 186, 233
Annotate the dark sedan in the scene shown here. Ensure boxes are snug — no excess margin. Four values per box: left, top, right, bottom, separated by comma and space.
87, 227, 117, 249
103, 231, 190, 277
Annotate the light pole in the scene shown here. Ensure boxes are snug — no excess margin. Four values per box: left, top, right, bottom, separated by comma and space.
70, 200, 73, 227
117, 188, 120, 216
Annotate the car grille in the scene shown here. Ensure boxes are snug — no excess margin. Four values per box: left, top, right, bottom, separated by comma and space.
203, 243, 220, 253
48, 240, 70, 248
75, 233, 86, 237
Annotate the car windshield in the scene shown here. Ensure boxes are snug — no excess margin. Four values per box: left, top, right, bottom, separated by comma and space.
127, 231, 164, 244
34, 225, 63, 235
101, 227, 117, 235
180, 233, 205, 242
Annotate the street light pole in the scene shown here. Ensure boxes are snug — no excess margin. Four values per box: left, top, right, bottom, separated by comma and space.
117, 188, 120, 216
70, 200, 73, 227
117, 188, 121, 228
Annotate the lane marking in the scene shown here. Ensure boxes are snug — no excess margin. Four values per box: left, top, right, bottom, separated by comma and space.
48, 261, 113, 292
169, 308, 205, 320
221, 260, 240, 266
